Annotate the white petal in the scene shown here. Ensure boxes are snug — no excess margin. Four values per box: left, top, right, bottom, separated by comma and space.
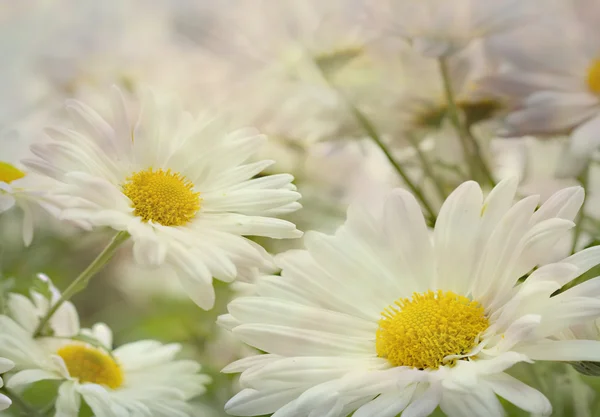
177, 271, 216, 310
485, 373, 551, 415
0, 394, 10, 411
433, 181, 483, 292
570, 114, 600, 156
56, 381, 82, 417
402, 383, 442, 417
0, 194, 16, 212
531, 186, 584, 224
562, 245, 600, 274
0, 358, 14, 374
7, 369, 62, 388
232, 324, 373, 357
473, 195, 539, 306
225, 387, 302, 416
383, 189, 434, 292
222, 354, 282, 374
227, 297, 376, 337
353, 387, 416, 417
516, 340, 600, 361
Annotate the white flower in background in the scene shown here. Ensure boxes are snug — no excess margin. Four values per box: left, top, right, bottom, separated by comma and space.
0, 290, 210, 417
0, 358, 14, 411
220, 178, 600, 417
372, 0, 543, 57
0, 131, 61, 246
25, 87, 301, 310
484, 0, 600, 155
195, 0, 374, 143
6, 273, 80, 337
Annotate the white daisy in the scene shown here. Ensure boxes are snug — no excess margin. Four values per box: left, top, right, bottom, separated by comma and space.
25, 87, 302, 310
0, 131, 60, 246
484, 0, 600, 155
219, 178, 600, 417
0, 291, 210, 417
372, 0, 542, 57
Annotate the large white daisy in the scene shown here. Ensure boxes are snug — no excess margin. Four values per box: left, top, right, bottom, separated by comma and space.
25, 87, 302, 310
0, 290, 210, 417
219, 178, 600, 417
484, 0, 600, 155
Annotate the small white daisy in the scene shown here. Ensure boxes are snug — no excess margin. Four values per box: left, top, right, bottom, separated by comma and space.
373, 0, 542, 57
220, 178, 600, 417
25, 87, 302, 310
0, 131, 60, 246
0, 290, 210, 417
484, 0, 600, 155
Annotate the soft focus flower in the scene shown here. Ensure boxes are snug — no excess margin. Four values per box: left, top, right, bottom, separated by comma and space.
485, 0, 600, 155
7, 273, 80, 337
220, 178, 600, 417
196, 0, 373, 143
25, 87, 302, 310
0, 289, 210, 417
373, 0, 542, 57
0, 131, 60, 246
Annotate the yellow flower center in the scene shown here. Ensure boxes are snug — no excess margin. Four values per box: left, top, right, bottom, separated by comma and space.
0, 162, 25, 184
587, 59, 600, 95
375, 290, 489, 370
122, 168, 200, 226
57, 344, 123, 389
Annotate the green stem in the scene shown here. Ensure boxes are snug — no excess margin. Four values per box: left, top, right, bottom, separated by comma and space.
571, 165, 590, 255
349, 104, 438, 222
438, 57, 495, 187
312, 60, 438, 223
33, 231, 129, 337
0, 387, 43, 417
406, 134, 447, 201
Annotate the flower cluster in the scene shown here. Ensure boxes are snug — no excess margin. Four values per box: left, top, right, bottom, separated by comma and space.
3, 0, 600, 416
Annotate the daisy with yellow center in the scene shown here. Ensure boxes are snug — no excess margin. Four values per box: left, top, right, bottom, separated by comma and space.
25, 87, 302, 310
0, 128, 57, 246
220, 178, 600, 417
0, 290, 210, 417
487, 2, 600, 155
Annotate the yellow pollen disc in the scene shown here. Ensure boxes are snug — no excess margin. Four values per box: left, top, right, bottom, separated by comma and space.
0, 161, 26, 184
57, 344, 123, 389
122, 168, 200, 226
587, 59, 600, 95
375, 290, 489, 370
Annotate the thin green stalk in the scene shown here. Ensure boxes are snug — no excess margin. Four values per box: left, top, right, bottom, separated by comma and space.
438, 57, 495, 187
0, 387, 43, 417
406, 133, 447, 201
312, 59, 438, 223
348, 104, 438, 222
571, 165, 590, 255
33, 231, 129, 337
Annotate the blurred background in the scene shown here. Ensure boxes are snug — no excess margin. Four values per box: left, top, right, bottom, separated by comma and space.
2, 0, 600, 416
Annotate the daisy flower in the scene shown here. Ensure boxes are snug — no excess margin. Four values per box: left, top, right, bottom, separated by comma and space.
0, 131, 61, 246
219, 178, 600, 417
25, 87, 302, 310
372, 0, 542, 57
484, 0, 600, 155
0, 290, 210, 417
195, 0, 374, 143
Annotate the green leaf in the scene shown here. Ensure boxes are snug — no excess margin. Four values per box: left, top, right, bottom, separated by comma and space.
571, 361, 600, 377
